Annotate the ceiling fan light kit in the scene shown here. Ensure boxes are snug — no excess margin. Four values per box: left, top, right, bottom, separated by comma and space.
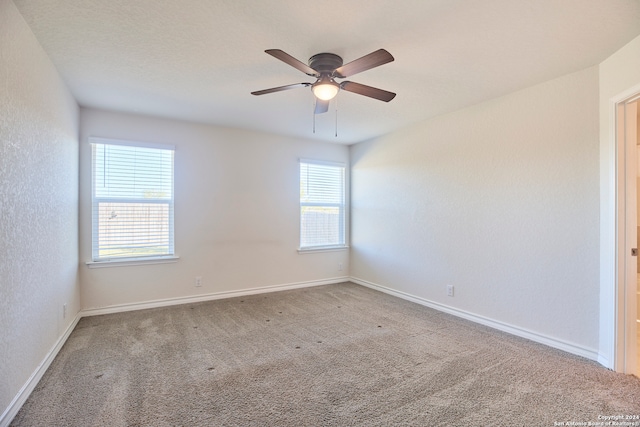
252, 48, 396, 114
312, 77, 339, 101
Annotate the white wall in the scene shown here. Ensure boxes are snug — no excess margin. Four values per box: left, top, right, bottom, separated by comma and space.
0, 0, 79, 421
350, 66, 600, 354
79, 108, 349, 309
599, 34, 640, 369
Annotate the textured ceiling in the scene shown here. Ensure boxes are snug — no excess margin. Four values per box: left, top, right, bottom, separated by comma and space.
13, 0, 640, 144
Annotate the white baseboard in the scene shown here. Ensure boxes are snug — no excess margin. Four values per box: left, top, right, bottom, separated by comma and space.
81, 276, 350, 317
0, 313, 81, 427
350, 276, 600, 362
597, 353, 612, 370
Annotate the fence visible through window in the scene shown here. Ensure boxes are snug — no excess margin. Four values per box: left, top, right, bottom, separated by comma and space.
91, 138, 175, 261
97, 202, 170, 258
299, 160, 345, 249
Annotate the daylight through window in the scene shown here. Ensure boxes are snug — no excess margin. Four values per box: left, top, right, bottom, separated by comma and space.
91, 138, 174, 261
299, 160, 346, 249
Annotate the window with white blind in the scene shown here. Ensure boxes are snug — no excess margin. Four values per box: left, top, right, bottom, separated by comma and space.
90, 138, 175, 263
299, 160, 346, 250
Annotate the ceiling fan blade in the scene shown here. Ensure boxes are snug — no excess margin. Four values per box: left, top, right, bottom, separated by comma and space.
251, 83, 310, 96
333, 49, 394, 78
265, 49, 319, 77
340, 81, 396, 102
314, 99, 330, 114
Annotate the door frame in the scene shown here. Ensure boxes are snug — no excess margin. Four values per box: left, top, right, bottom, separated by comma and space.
607, 85, 640, 374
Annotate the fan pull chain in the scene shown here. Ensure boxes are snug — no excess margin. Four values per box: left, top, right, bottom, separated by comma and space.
335, 96, 338, 138
312, 100, 316, 134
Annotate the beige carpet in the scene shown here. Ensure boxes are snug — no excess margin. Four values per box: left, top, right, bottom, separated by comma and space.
11, 282, 640, 426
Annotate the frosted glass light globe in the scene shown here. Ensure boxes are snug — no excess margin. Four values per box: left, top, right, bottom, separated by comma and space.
312, 82, 339, 101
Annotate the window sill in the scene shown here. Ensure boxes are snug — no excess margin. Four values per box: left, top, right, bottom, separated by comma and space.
86, 255, 180, 269
297, 246, 349, 254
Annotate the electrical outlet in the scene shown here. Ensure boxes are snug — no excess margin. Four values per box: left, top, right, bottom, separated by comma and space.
195, 276, 202, 287
446, 285, 454, 297
338, 263, 343, 271
63, 303, 67, 319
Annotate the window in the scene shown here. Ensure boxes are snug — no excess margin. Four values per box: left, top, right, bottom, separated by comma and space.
90, 138, 175, 262
299, 160, 346, 250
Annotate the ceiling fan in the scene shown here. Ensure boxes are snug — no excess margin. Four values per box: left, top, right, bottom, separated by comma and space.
251, 49, 396, 114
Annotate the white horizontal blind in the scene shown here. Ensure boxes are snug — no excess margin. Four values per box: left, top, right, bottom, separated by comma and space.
300, 160, 345, 249
91, 140, 174, 261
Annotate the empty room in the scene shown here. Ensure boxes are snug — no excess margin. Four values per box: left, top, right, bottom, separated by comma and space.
2, 0, 640, 425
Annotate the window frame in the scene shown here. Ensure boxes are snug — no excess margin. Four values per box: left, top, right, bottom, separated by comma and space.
87, 137, 177, 267
298, 158, 348, 252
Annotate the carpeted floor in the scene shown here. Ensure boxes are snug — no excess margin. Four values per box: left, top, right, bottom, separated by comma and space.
11, 282, 640, 426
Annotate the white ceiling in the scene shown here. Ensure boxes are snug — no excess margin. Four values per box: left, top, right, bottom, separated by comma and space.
13, 0, 640, 144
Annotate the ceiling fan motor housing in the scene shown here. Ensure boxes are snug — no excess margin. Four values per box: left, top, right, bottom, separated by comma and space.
309, 53, 343, 76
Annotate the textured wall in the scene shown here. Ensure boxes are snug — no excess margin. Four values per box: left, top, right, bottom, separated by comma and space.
0, 0, 79, 418
79, 108, 349, 309
350, 66, 600, 351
